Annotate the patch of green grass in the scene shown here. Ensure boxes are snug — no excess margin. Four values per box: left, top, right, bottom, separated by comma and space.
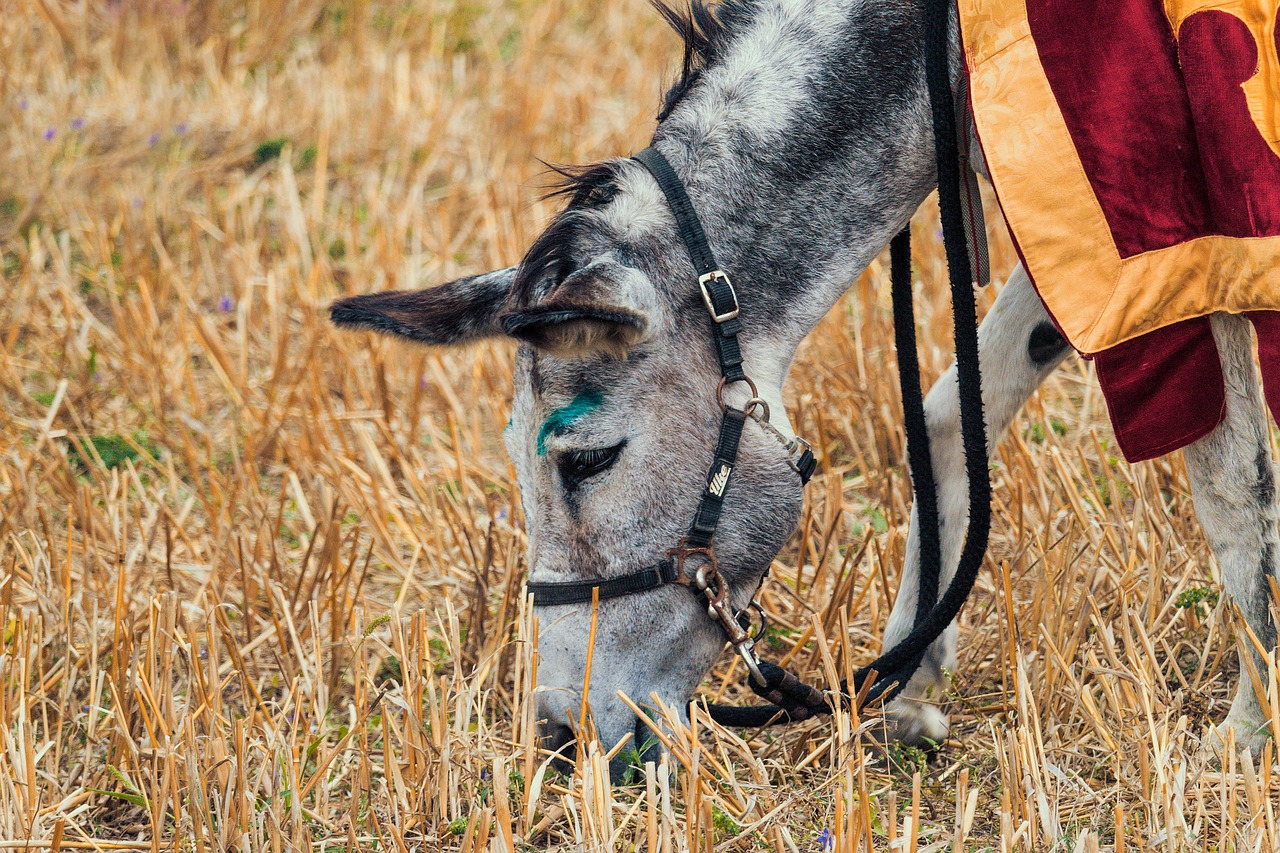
1025, 417, 1068, 445
764, 623, 797, 651
1175, 586, 1219, 618
711, 805, 740, 838
252, 137, 290, 167
374, 655, 402, 687
869, 507, 888, 533
618, 732, 661, 786
299, 143, 318, 169
498, 27, 521, 60
66, 431, 158, 472
885, 741, 930, 775
92, 764, 148, 809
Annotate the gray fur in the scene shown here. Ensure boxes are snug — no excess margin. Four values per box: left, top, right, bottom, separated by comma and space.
1183, 314, 1280, 753
332, 0, 1279, 774
330, 268, 516, 346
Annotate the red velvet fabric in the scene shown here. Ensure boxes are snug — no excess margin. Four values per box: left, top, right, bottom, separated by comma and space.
1179, 11, 1280, 236
1025, 0, 1213, 257
1249, 312, 1280, 427
1093, 318, 1226, 463
1014, 2, 1280, 461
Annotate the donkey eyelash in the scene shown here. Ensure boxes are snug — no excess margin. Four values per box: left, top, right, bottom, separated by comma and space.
557, 442, 626, 487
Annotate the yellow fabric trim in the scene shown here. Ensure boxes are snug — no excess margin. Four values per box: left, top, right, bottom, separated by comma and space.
959, 0, 1280, 355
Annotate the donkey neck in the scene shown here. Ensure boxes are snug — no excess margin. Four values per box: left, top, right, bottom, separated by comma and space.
647, 0, 944, 371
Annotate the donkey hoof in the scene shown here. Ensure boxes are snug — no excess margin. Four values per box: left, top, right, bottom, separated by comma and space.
880, 700, 950, 748
1202, 716, 1275, 761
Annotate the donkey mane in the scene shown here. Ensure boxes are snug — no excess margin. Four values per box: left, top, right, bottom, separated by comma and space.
652, 0, 759, 121
512, 0, 927, 320
514, 162, 622, 305
512, 2, 756, 307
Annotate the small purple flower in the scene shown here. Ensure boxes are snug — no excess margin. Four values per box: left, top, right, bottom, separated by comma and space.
816, 828, 833, 851
218, 295, 234, 313
43, 127, 56, 142
17, 97, 28, 111
495, 509, 508, 522
71, 117, 85, 131
175, 122, 189, 135
148, 132, 160, 146
419, 376, 430, 391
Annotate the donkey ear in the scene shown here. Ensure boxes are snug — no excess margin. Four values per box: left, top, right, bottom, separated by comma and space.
329, 268, 516, 346
500, 261, 656, 358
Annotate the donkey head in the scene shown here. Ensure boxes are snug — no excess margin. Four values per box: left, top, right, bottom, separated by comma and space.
333, 0, 937, 781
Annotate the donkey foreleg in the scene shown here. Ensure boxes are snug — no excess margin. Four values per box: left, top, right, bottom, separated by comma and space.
879, 263, 1071, 745
1182, 313, 1280, 755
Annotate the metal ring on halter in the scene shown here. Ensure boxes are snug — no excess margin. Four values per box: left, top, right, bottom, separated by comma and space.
743, 397, 771, 424
694, 564, 710, 593
747, 600, 769, 644
716, 376, 759, 410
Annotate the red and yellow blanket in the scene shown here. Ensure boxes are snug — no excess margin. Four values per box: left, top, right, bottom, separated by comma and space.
959, 0, 1280, 461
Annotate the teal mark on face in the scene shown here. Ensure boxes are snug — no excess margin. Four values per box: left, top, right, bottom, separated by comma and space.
537, 390, 604, 456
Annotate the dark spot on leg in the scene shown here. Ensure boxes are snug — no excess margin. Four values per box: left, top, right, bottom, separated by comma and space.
1253, 449, 1278, 650
1028, 321, 1069, 367
1255, 542, 1278, 651
1254, 448, 1276, 507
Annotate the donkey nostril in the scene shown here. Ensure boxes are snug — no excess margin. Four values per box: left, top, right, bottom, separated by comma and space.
539, 721, 576, 773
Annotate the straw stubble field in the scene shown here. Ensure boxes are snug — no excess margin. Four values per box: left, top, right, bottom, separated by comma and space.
1, 1, 1277, 850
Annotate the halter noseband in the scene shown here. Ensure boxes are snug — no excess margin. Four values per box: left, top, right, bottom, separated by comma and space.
524, 145, 817, 687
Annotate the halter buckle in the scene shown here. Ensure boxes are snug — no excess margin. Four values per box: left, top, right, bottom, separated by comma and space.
699, 270, 740, 323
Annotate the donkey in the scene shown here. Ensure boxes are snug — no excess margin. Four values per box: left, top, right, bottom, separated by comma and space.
332, 0, 1280, 779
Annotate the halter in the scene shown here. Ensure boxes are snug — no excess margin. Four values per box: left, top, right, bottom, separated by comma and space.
527, 143, 817, 688
527, 0, 993, 726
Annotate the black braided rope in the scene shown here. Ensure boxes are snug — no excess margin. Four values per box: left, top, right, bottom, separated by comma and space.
705, 0, 991, 725
847, 0, 991, 707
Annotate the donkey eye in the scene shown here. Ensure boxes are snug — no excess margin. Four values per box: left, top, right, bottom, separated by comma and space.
558, 442, 625, 486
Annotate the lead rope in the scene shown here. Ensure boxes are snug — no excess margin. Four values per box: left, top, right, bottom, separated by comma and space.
703, 0, 992, 726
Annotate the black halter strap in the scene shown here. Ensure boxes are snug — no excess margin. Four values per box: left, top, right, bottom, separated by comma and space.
525, 146, 814, 611
632, 147, 747, 384
525, 559, 682, 607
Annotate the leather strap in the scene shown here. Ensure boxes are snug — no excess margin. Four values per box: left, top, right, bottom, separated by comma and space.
685, 407, 747, 548
527, 559, 682, 606
631, 147, 718, 276
633, 147, 747, 384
